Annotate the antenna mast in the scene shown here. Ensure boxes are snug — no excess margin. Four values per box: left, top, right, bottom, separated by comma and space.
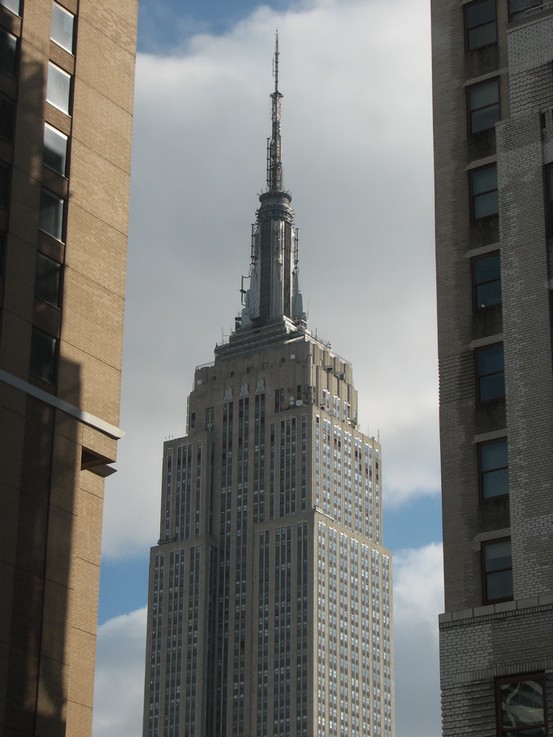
267, 30, 283, 191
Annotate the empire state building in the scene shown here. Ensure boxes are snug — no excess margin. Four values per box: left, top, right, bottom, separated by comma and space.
142, 38, 394, 737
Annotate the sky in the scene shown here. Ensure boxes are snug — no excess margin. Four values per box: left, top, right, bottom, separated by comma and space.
92, 1, 443, 736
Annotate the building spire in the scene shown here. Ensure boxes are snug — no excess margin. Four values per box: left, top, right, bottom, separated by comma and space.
267, 30, 283, 191
239, 33, 306, 331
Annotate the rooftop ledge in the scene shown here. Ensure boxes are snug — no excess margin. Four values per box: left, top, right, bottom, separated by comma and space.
439, 592, 553, 625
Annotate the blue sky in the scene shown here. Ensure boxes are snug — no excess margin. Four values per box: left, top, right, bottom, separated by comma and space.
93, 2, 442, 735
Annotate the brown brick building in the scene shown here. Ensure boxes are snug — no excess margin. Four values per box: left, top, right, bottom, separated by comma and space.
0, 1, 137, 735
432, 0, 553, 734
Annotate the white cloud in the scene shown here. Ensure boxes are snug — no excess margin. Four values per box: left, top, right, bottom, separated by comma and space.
92, 608, 147, 737
102, 0, 437, 561
393, 543, 444, 737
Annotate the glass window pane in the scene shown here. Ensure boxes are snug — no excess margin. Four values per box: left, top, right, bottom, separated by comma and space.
481, 439, 508, 470
39, 190, 64, 241
466, 0, 497, 50
35, 252, 61, 307
474, 252, 501, 308
30, 328, 57, 384
51, 3, 75, 53
0, 0, 21, 15
480, 373, 505, 401
478, 344, 503, 374
467, 0, 496, 25
474, 190, 498, 218
487, 570, 513, 600
470, 81, 498, 109
482, 468, 508, 497
468, 23, 497, 49
47, 63, 71, 114
0, 163, 10, 208
43, 123, 68, 174
484, 539, 511, 571
471, 165, 498, 219
474, 252, 500, 283
472, 165, 497, 194
501, 680, 545, 728
476, 280, 501, 307
0, 28, 17, 77
0, 94, 15, 141
472, 105, 500, 133
509, 0, 541, 18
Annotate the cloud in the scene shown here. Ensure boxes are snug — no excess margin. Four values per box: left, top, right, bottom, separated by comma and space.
92, 545, 443, 737
92, 608, 147, 737
102, 0, 437, 559
393, 543, 444, 737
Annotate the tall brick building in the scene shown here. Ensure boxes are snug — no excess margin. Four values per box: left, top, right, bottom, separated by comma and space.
0, 1, 137, 735
432, 0, 553, 733
142, 41, 394, 737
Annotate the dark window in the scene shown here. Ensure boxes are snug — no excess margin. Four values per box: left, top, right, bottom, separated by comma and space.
35, 252, 61, 307
465, 0, 497, 51
482, 538, 512, 602
467, 79, 500, 134
473, 251, 501, 308
509, 0, 541, 20
39, 189, 65, 241
30, 327, 58, 384
0, 28, 17, 77
0, 162, 9, 208
546, 164, 553, 237
275, 388, 284, 412
0, 0, 21, 15
497, 675, 547, 736
43, 123, 68, 175
0, 232, 4, 278
476, 343, 505, 401
479, 438, 508, 498
0, 94, 15, 142
470, 164, 498, 220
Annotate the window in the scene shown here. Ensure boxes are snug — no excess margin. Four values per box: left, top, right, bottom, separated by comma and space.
0, 94, 15, 142
51, 3, 75, 53
0, 232, 4, 278
465, 0, 497, 51
35, 252, 61, 307
0, 162, 9, 208
0, 28, 17, 77
546, 164, 553, 237
497, 675, 547, 736
509, 0, 541, 20
46, 63, 71, 114
467, 79, 499, 134
0, 0, 21, 16
482, 538, 512, 602
473, 251, 501, 308
476, 343, 505, 401
39, 189, 65, 241
43, 123, 68, 175
30, 327, 58, 384
470, 164, 498, 220
479, 438, 508, 498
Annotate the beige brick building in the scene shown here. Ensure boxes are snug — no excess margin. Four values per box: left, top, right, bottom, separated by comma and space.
432, 0, 553, 733
142, 44, 394, 737
0, 1, 137, 735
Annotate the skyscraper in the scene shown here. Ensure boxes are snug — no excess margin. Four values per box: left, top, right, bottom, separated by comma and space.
432, 0, 553, 733
0, 1, 137, 735
142, 39, 394, 737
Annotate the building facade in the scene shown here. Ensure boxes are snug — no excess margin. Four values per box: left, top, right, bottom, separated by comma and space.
142, 43, 394, 737
432, 0, 553, 734
0, 1, 137, 736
